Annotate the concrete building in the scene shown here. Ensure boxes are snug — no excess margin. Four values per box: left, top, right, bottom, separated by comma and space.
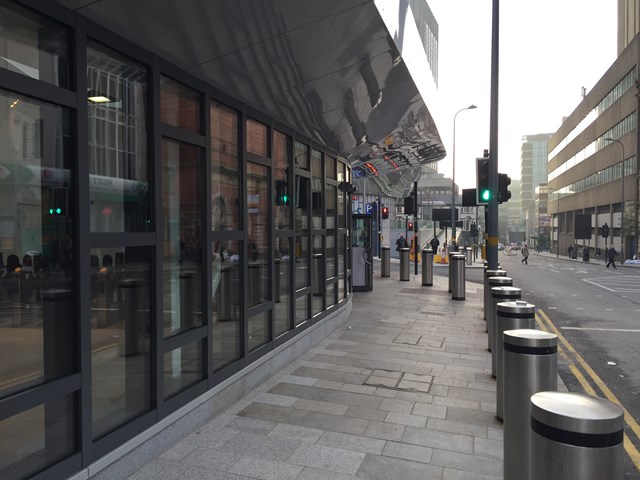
520, 133, 552, 230
0, 1, 445, 479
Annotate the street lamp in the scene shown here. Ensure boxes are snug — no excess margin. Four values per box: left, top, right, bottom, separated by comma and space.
605, 137, 625, 259
452, 105, 477, 249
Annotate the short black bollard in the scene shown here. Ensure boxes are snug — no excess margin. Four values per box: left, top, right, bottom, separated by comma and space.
530, 391, 624, 480
503, 329, 557, 480
119, 278, 143, 357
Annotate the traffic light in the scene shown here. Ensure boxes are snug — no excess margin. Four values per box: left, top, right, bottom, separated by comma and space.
49, 187, 67, 216
407, 220, 413, 230
404, 195, 415, 215
275, 180, 289, 206
476, 155, 490, 204
602, 223, 610, 238
381, 206, 389, 219
498, 173, 511, 204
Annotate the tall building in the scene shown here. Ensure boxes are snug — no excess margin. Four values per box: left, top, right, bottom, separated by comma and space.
618, 0, 640, 55
548, 27, 638, 258
520, 133, 552, 226
0, 2, 445, 479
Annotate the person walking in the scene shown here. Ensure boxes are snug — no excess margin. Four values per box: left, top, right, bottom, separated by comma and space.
521, 244, 529, 265
568, 244, 574, 259
582, 246, 590, 262
395, 234, 408, 252
429, 236, 440, 255
606, 246, 618, 269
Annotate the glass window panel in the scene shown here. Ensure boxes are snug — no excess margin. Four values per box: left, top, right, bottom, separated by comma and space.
274, 238, 291, 337
312, 235, 323, 316
338, 162, 345, 183
295, 295, 308, 327
0, 0, 70, 88
87, 44, 151, 233
0, 90, 74, 399
248, 311, 269, 351
164, 341, 204, 399
326, 234, 336, 278
0, 394, 75, 480
312, 150, 323, 227
161, 139, 203, 337
295, 176, 309, 289
273, 130, 291, 230
160, 75, 201, 134
294, 140, 309, 170
211, 239, 241, 371
211, 101, 240, 231
246, 119, 268, 156
326, 185, 336, 230
91, 246, 152, 439
247, 162, 269, 306
326, 283, 336, 308
325, 155, 336, 180
338, 232, 345, 275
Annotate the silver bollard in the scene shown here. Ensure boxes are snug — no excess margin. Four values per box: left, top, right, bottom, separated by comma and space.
484, 269, 506, 322
530, 391, 624, 480
466, 247, 472, 266
495, 301, 536, 421
422, 248, 433, 286
486, 276, 513, 351
503, 329, 557, 480
490, 285, 520, 376
381, 246, 391, 277
399, 247, 410, 281
451, 254, 466, 300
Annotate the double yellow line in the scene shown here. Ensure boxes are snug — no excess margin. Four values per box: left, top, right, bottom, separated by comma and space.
536, 309, 640, 471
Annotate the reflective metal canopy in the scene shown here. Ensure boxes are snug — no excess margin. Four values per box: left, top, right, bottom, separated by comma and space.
58, 0, 445, 196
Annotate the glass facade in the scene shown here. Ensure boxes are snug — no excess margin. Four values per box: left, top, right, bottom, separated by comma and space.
0, 2, 352, 479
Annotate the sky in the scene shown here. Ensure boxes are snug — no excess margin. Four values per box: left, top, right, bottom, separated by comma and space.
426, 0, 618, 189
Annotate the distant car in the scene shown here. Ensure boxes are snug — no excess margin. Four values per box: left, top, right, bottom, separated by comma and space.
498, 243, 504, 250
510, 244, 519, 251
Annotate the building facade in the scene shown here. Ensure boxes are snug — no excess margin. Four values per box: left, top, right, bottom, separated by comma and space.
0, 1, 445, 479
520, 133, 552, 229
548, 33, 639, 259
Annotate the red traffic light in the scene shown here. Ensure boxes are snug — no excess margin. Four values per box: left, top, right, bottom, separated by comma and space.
408, 221, 413, 230
381, 206, 389, 219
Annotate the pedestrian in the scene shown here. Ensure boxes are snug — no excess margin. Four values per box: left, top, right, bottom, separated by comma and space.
595, 247, 601, 261
521, 244, 529, 265
395, 234, 408, 252
606, 245, 618, 269
582, 247, 590, 262
429, 235, 440, 255
568, 244, 574, 259
449, 237, 459, 252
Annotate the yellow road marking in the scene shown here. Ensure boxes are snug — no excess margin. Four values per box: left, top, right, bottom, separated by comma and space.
537, 309, 640, 472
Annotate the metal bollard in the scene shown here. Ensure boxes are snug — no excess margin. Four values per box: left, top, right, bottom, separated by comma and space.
421, 248, 433, 286
484, 269, 506, 322
495, 301, 536, 421
448, 252, 456, 292
120, 278, 143, 357
451, 254, 466, 300
466, 247, 472, 266
503, 329, 557, 480
490, 285, 520, 376
399, 247, 410, 281
486, 276, 512, 350
530, 391, 624, 480
381, 246, 391, 277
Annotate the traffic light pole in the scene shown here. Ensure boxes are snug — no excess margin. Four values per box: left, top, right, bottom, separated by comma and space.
487, 0, 500, 270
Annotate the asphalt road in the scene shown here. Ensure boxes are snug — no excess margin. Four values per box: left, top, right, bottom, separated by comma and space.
455, 251, 640, 478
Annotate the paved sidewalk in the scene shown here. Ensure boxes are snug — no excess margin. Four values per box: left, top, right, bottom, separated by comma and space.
127, 270, 505, 480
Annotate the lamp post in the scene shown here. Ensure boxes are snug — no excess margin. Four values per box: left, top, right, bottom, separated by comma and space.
452, 105, 477, 249
605, 137, 625, 259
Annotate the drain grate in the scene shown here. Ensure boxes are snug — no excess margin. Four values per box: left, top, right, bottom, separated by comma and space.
399, 288, 480, 301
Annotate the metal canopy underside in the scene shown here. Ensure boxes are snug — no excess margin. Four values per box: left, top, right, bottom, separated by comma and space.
57, 0, 445, 196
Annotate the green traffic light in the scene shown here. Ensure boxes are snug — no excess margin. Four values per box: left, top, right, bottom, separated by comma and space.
56, 207, 62, 214
282, 194, 288, 204
49, 208, 54, 215
481, 189, 491, 201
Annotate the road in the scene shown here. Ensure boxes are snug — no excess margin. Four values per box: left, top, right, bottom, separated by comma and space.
462, 251, 640, 478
